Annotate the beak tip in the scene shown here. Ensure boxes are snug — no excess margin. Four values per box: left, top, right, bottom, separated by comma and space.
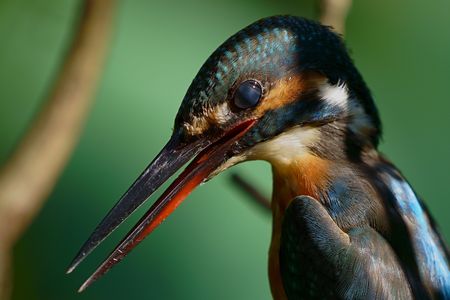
66, 262, 77, 275
67, 248, 91, 275
77, 280, 91, 293
66, 256, 83, 275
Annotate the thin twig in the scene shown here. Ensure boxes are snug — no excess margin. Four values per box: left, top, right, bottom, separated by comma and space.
230, 174, 271, 212
0, 1, 116, 298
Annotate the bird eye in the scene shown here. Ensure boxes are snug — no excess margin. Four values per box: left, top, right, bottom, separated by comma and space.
233, 80, 262, 109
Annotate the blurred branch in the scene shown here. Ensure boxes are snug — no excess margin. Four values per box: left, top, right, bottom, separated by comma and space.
230, 174, 271, 213
0, 0, 116, 298
318, 0, 352, 35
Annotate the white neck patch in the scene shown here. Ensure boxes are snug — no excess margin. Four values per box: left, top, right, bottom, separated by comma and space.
319, 81, 349, 109
319, 81, 373, 139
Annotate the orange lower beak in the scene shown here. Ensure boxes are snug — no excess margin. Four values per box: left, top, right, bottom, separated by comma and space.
68, 119, 256, 292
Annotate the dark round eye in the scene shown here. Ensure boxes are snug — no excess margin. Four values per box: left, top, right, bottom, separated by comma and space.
233, 80, 262, 109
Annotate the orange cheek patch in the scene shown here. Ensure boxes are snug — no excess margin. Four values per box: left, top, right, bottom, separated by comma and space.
255, 72, 327, 118
183, 72, 326, 136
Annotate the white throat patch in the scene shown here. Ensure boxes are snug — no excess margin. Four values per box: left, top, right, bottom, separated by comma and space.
245, 126, 319, 166
208, 126, 319, 178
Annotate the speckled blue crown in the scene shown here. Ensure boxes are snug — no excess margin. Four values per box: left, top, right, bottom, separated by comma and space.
175, 15, 381, 145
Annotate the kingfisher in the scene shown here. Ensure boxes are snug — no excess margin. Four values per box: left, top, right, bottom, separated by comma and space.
67, 16, 450, 299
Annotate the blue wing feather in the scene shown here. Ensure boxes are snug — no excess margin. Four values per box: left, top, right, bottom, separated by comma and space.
384, 175, 450, 298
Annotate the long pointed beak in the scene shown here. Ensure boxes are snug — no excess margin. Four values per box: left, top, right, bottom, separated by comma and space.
68, 119, 256, 292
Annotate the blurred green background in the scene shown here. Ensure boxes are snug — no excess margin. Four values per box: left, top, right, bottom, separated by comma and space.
0, 0, 449, 299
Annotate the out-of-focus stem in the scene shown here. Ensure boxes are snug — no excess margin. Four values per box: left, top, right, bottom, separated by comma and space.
319, 0, 353, 35
0, 1, 116, 298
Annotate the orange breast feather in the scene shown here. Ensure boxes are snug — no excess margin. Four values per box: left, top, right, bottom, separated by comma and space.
268, 154, 330, 299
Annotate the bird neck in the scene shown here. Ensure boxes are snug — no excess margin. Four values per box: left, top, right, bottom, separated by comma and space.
264, 121, 378, 214
271, 153, 330, 213
264, 123, 378, 300
267, 148, 333, 300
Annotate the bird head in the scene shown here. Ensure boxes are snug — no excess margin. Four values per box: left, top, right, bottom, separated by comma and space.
69, 16, 381, 290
